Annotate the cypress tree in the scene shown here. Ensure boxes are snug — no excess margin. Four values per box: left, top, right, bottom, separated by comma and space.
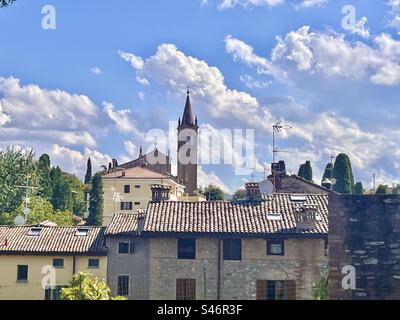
322, 163, 334, 180
50, 167, 73, 211
87, 172, 103, 226
37, 154, 53, 200
393, 185, 400, 195
353, 182, 364, 195
298, 161, 313, 182
84, 158, 92, 184
333, 153, 354, 194
376, 185, 388, 195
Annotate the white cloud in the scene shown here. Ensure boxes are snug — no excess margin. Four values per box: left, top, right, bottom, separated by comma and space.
198, 166, 231, 193
138, 91, 145, 100
124, 141, 137, 157
0, 77, 99, 148
118, 50, 150, 85
48, 144, 112, 178
226, 27, 400, 86
293, 0, 328, 10
91, 66, 102, 75
388, 0, 400, 34
351, 17, 370, 38
240, 75, 271, 89
119, 43, 275, 132
202, 0, 284, 10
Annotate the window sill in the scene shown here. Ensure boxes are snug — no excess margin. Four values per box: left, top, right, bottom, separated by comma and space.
88, 266, 100, 269
16, 280, 28, 283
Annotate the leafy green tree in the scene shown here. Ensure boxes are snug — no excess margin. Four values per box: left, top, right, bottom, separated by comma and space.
354, 182, 365, 195
87, 173, 103, 226
61, 272, 111, 300
50, 167, 73, 212
202, 185, 225, 201
393, 185, 400, 195
376, 185, 388, 195
322, 163, 334, 180
353, 182, 365, 195
84, 158, 92, 185
0, 0, 16, 8
232, 189, 246, 201
1, 196, 72, 226
333, 153, 354, 194
37, 154, 53, 200
64, 173, 86, 217
313, 273, 329, 300
298, 161, 313, 182
0, 147, 39, 215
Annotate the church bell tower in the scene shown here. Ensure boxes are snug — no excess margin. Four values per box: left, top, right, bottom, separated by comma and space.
177, 90, 198, 195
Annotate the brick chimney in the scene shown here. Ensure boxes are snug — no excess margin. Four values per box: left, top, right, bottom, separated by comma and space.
245, 182, 262, 201
151, 184, 171, 202
295, 204, 318, 230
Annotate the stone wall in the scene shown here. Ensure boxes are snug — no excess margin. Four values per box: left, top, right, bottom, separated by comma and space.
148, 237, 327, 300
106, 237, 149, 300
269, 175, 330, 194
329, 194, 400, 300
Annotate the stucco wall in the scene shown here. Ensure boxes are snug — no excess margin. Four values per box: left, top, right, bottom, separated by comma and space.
0, 255, 107, 300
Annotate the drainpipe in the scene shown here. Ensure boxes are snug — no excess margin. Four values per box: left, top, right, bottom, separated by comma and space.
73, 256, 76, 275
217, 239, 221, 300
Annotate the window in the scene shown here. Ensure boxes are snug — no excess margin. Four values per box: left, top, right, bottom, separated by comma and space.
17, 265, 28, 282
120, 202, 133, 210
118, 242, 130, 254
135, 185, 141, 189
223, 239, 242, 261
124, 185, 131, 193
176, 279, 196, 300
44, 286, 65, 300
267, 240, 284, 256
256, 280, 296, 300
177, 239, 196, 259
53, 259, 64, 268
75, 227, 89, 236
28, 227, 42, 236
134, 202, 140, 206
88, 259, 100, 268
117, 275, 130, 296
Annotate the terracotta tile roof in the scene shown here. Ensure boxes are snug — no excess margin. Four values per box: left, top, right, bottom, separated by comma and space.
106, 212, 144, 236
106, 194, 328, 236
0, 226, 107, 255
103, 166, 170, 179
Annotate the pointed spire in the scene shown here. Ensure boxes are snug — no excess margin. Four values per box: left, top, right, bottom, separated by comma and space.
181, 89, 195, 126
139, 146, 143, 156
195, 115, 198, 126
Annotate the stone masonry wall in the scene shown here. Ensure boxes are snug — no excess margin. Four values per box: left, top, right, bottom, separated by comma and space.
148, 237, 327, 300
329, 194, 400, 300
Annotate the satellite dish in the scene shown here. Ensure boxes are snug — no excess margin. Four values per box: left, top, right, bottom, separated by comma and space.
14, 215, 25, 226
23, 207, 30, 216
260, 179, 274, 195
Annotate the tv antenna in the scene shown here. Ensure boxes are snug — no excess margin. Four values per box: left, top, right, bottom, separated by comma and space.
14, 174, 38, 225
272, 121, 292, 192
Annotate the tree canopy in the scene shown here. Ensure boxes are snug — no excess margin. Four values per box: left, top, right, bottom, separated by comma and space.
232, 189, 246, 201
298, 161, 313, 182
61, 272, 120, 300
87, 173, 103, 226
376, 185, 388, 195
0, 0, 16, 8
333, 153, 354, 194
353, 182, 365, 195
202, 185, 225, 201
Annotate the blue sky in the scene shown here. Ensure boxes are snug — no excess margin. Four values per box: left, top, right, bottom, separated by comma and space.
1, 0, 400, 193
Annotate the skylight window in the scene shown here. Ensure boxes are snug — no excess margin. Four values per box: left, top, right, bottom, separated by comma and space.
290, 195, 307, 202
28, 227, 42, 236
267, 213, 282, 221
75, 227, 90, 236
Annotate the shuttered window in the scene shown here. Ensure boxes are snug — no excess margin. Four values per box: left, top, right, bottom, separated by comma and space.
176, 279, 196, 300
177, 239, 196, 259
223, 239, 242, 261
117, 275, 130, 296
256, 280, 296, 300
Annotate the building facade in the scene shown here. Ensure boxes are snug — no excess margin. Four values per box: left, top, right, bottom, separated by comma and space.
105, 184, 328, 300
102, 166, 185, 226
0, 226, 107, 300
